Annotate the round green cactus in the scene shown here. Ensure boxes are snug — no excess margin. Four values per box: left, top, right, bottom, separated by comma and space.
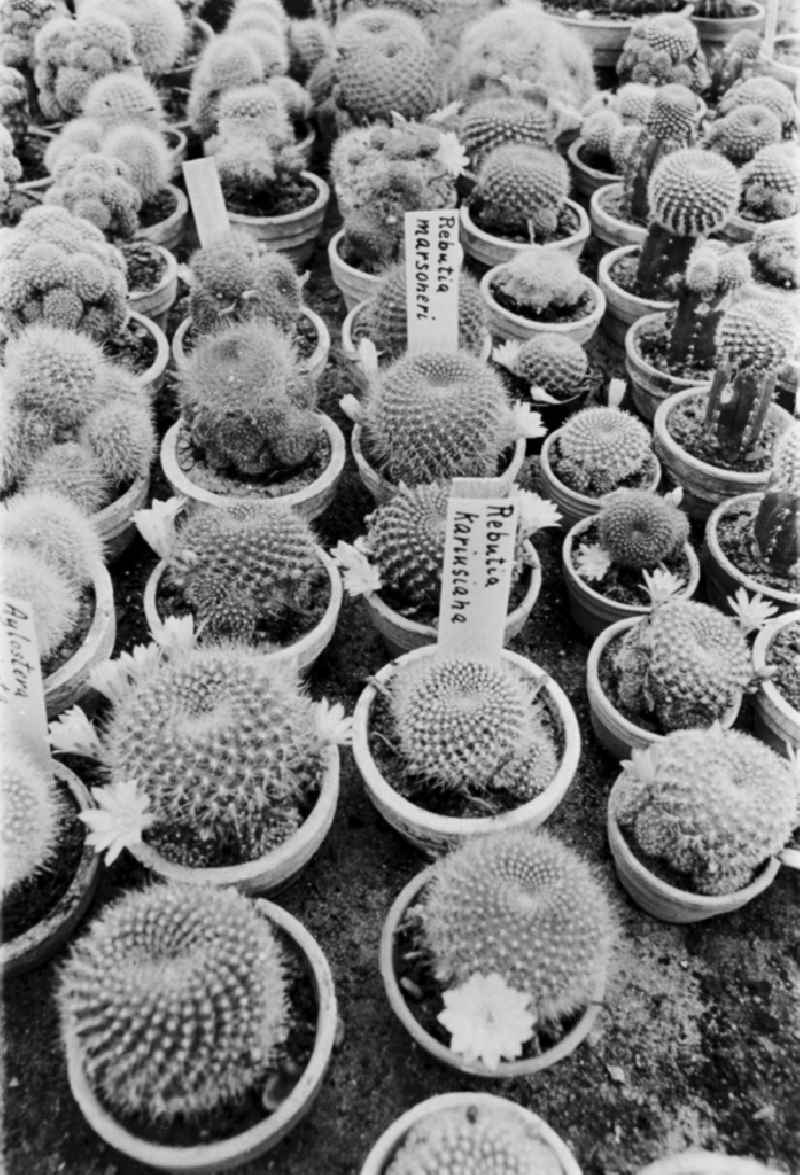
719, 75, 798, 137
81, 394, 156, 489
365, 263, 486, 359
364, 482, 450, 610
615, 81, 655, 125
707, 104, 782, 165
1, 748, 65, 899
473, 144, 569, 239
716, 294, 795, 373
459, 95, 552, 167
188, 33, 263, 138
597, 489, 689, 570
740, 142, 800, 222
553, 407, 653, 497
0, 547, 78, 659
333, 8, 439, 124
645, 83, 697, 140
490, 246, 585, 314
44, 152, 142, 239
59, 883, 289, 1121
1, 490, 103, 590
612, 726, 797, 895
81, 72, 163, 134
1, 0, 60, 69
422, 828, 612, 1023
189, 231, 302, 336
582, 108, 622, 160
617, 13, 709, 93
2, 323, 106, 445
648, 147, 740, 237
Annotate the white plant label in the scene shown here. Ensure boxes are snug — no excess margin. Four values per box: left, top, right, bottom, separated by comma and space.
182, 157, 230, 247
437, 478, 518, 665
404, 210, 461, 354
0, 594, 50, 769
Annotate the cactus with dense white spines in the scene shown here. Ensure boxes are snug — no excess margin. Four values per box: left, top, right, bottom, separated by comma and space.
1, 748, 65, 899
597, 490, 689, 570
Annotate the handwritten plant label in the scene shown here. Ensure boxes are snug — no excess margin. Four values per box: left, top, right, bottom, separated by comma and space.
0, 594, 49, 768
437, 478, 519, 664
182, 157, 230, 247
404, 210, 462, 354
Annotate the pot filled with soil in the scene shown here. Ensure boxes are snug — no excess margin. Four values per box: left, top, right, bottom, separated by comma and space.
123, 240, 178, 331
135, 182, 189, 253
226, 170, 329, 265
460, 198, 590, 267
591, 183, 647, 251
567, 136, 621, 203
481, 248, 605, 345
493, 333, 602, 437
701, 493, 800, 615
691, 0, 765, 54
597, 244, 673, 347
752, 611, 800, 755
172, 306, 330, 383
327, 227, 383, 311
625, 313, 711, 423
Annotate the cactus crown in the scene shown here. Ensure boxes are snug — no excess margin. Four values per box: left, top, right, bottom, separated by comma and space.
365, 263, 486, 359
333, 8, 439, 124
597, 489, 689, 570
0, 547, 78, 659
617, 14, 709, 93
422, 828, 612, 1023
750, 226, 800, 290
473, 144, 569, 239
719, 75, 798, 136
59, 883, 289, 1121
82, 72, 163, 133
715, 294, 795, 374
707, 103, 782, 165
740, 142, 800, 221
490, 245, 586, 313
508, 334, 588, 401
1, 748, 65, 898
553, 407, 653, 498
459, 95, 553, 165
648, 147, 740, 236
189, 231, 302, 336
612, 727, 797, 894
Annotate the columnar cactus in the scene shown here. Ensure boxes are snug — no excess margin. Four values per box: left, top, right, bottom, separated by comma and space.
188, 34, 263, 138
189, 231, 302, 336
552, 407, 654, 497
666, 239, 752, 371
471, 144, 570, 241
706, 104, 782, 165
459, 95, 553, 166
365, 263, 486, 358
597, 489, 689, 569
611, 727, 797, 894
739, 142, 800, 224
489, 247, 587, 317
59, 884, 289, 1120
614, 83, 697, 224
617, 14, 710, 93
1, 0, 59, 69
44, 153, 142, 240
1, 748, 65, 898
33, 10, 137, 121
754, 424, 800, 575
422, 829, 612, 1023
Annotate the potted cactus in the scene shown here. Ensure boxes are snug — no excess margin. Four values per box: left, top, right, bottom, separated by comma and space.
562, 488, 700, 637
492, 333, 599, 433
457, 91, 558, 171
360, 1093, 580, 1175
1, 748, 99, 978
617, 13, 710, 90
725, 142, 800, 244
352, 649, 580, 854
97, 0, 187, 80
586, 598, 755, 759
481, 245, 605, 345
548, 0, 693, 70
690, 0, 766, 55
139, 500, 343, 673
752, 610, 800, 755
714, 77, 797, 143
380, 829, 611, 1074
568, 104, 625, 204
32, 8, 138, 122
704, 102, 783, 166
653, 294, 796, 520
607, 726, 796, 922
60, 883, 338, 1169
539, 404, 661, 530
161, 319, 345, 520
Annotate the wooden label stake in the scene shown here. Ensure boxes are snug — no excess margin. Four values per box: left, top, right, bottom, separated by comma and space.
404, 209, 461, 354
182, 157, 230, 247
0, 595, 50, 769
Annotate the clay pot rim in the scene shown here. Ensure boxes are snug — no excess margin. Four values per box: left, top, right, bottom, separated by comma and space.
705, 493, 800, 609
752, 609, 800, 725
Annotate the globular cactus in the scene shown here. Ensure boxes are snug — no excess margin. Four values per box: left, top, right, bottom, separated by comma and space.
617, 14, 710, 93
81, 394, 156, 490
754, 423, 800, 574
0, 0, 59, 69
265, 75, 312, 125
163, 502, 324, 642
331, 8, 439, 124
504, 334, 588, 402
102, 125, 171, 202
616, 83, 698, 224
708, 30, 762, 105
459, 94, 553, 167
189, 230, 302, 337
719, 75, 798, 138
0, 547, 78, 658
611, 727, 797, 894
24, 442, 117, 514
1, 748, 65, 899
421, 829, 612, 1023
33, 11, 137, 121
706, 103, 782, 165
44, 152, 142, 240
598, 489, 689, 569
288, 17, 332, 83
489, 246, 586, 316
226, 9, 289, 78
216, 82, 292, 145
386, 1102, 566, 1175
615, 81, 656, 125
92, 0, 186, 76
363, 350, 515, 485
581, 108, 623, 166
471, 144, 569, 241
59, 883, 289, 1121
102, 647, 328, 863
44, 118, 104, 176
0, 489, 103, 590
552, 407, 654, 497
750, 226, 800, 291
0, 64, 27, 152
81, 72, 164, 134
0, 204, 128, 342
188, 34, 263, 138
611, 600, 755, 731
0, 123, 21, 210
365, 263, 486, 359
667, 239, 751, 371
179, 320, 321, 480
740, 142, 800, 223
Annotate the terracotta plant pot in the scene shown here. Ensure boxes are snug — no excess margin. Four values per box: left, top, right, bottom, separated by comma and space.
597, 245, 673, 348
460, 201, 590, 268
143, 552, 344, 674
95, 471, 150, 561
136, 184, 189, 252
590, 184, 647, 252
554, 11, 636, 67
65, 900, 338, 1173
562, 515, 700, 638
160, 412, 346, 522
352, 646, 581, 856
480, 265, 605, 346
171, 307, 330, 382
380, 867, 602, 1076
638, 1152, 785, 1175
2, 761, 100, 979
360, 1092, 581, 1175
701, 494, 800, 615
752, 611, 800, 757
567, 137, 620, 204
363, 554, 542, 658
45, 560, 116, 719
625, 313, 709, 424
350, 425, 526, 505
607, 802, 781, 924
586, 616, 742, 761
539, 430, 662, 532
692, 2, 765, 54
127, 310, 170, 394
127, 243, 178, 332
723, 209, 800, 245
327, 228, 383, 312
227, 172, 329, 266
653, 388, 793, 522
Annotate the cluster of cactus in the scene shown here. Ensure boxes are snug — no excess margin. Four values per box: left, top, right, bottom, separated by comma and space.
93, 0, 186, 77
750, 225, 800, 291
706, 103, 782, 165
617, 14, 710, 93
226, 0, 290, 77
164, 502, 325, 642
188, 33, 265, 138
505, 334, 589, 402
754, 423, 800, 576
1, 748, 65, 900
331, 118, 458, 273
0, 0, 58, 69
421, 829, 612, 1023
491, 246, 586, 315
635, 148, 741, 300
2, 324, 155, 512
179, 320, 322, 480
597, 489, 689, 570
33, 9, 137, 121
708, 30, 762, 105
364, 263, 486, 359
0, 124, 21, 212
611, 600, 754, 731
363, 350, 515, 485
44, 152, 142, 240
189, 230, 302, 336
553, 407, 654, 497
719, 76, 798, 139
472, 144, 570, 241
666, 239, 752, 371
612, 84, 698, 224
0, 204, 128, 341
611, 727, 797, 894
211, 85, 304, 202
0, 64, 27, 152
82, 72, 164, 134
740, 142, 800, 223
459, 94, 554, 168
59, 883, 290, 1121
288, 16, 332, 83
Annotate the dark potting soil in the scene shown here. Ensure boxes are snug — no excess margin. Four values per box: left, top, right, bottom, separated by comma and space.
597, 629, 663, 735
338, 235, 394, 276
716, 497, 800, 596
221, 175, 317, 219
617, 823, 766, 895
103, 315, 158, 375
570, 518, 693, 606
609, 253, 647, 297
41, 586, 95, 678
394, 894, 585, 1060
92, 927, 318, 1147
122, 241, 167, 294
597, 184, 644, 229
139, 186, 178, 229
666, 392, 780, 474
366, 685, 563, 818
576, 141, 618, 176
181, 313, 318, 362
160, 89, 190, 123
637, 316, 714, 383
0, 777, 86, 944
470, 199, 581, 246
550, 441, 658, 498
18, 132, 48, 183
175, 420, 331, 498
490, 281, 595, 325
766, 620, 800, 712
378, 566, 530, 627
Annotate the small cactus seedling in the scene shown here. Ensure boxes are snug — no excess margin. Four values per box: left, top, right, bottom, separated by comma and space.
706, 103, 782, 166
459, 94, 553, 166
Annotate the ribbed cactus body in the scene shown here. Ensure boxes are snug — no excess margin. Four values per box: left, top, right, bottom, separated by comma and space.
719, 76, 798, 137
740, 142, 800, 222
333, 9, 439, 123
365, 264, 486, 359
553, 408, 652, 496
617, 14, 709, 92
189, 231, 301, 336
459, 96, 552, 166
598, 490, 688, 569
473, 144, 569, 240
707, 104, 782, 165
511, 334, 588, 401
365, 482, 449, 609
1, 748, 65, 897
490, 246, 585, 315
